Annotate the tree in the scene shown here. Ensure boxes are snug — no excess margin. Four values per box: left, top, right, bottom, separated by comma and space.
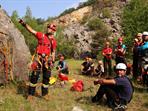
122, 0, 148, 58
24, 6, 32, 21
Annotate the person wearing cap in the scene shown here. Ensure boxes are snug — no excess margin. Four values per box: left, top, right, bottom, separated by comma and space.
102, 41, 113, 77
92, 63, 133, 110
133, 33, 143, 80
138, 31, 148, 83
19, 19, 57, 101
114, 37, 127, 64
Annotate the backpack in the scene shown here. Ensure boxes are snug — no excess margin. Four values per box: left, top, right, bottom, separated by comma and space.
71, 80, 84, 92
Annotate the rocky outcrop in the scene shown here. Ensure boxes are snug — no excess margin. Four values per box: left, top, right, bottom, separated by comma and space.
51, 1, 130, 57
63, 23, 94, 56
53, 6, 92, 26
0, 8, 31, 83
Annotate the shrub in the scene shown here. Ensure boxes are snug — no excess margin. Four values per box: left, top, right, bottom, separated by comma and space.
87, 17, 104, 30
122, 0, 148, 58
80, 15, 90, 24
102, 8, 111, 18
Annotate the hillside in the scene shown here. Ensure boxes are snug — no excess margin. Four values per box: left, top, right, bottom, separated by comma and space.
51, 0, 130, 57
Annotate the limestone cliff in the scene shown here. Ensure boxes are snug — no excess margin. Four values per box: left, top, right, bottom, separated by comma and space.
0, 8, 31, 83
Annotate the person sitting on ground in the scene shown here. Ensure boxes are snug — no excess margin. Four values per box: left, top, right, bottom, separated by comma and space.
56, 55, 69, 75
81, 57, 94, 76
95, 60, 104, 77
92, 63, 134, 110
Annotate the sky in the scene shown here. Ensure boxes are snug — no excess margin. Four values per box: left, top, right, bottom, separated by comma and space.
0, 0, 87, 19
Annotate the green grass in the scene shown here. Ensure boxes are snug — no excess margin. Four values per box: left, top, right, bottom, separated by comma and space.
0, 59, 148, 111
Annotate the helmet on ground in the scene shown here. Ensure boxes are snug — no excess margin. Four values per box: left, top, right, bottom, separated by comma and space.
47, 23, 56, 31
116, 63, 127, 70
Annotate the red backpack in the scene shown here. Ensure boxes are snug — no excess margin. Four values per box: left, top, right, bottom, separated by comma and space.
71, 80, 84, 92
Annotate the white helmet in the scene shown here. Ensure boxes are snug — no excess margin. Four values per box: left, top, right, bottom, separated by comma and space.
143, 31, 148, 36
116, 63, 127, 70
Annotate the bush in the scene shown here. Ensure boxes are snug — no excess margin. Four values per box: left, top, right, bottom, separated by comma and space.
87, 17, 104, 30
122, 0, 148, 58
80, 15, 90, 24
55, 26, 77, 58
77, 0, 97, 9
91, 24, 111, 56
102, 8, 111, 18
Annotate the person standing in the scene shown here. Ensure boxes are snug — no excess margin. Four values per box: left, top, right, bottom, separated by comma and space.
114, 37, 127, 64
133, 33, 143, 80
19, 19, 57, 101
102, 41, 113, 77
139, 32, 148, 85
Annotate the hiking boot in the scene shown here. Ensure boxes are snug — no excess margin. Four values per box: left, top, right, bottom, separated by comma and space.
114, 104, 127, 111
42, 94, 50, 101
27, 95, 34, 102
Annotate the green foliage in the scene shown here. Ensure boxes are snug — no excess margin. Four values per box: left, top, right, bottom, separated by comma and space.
11, 7, 44, 54
89, 18, 111, 56
122, 0, 148, 36
102, 8, 111, 18
55, 26, 77, 58
87, 17, 104, 30
87, 17, 111, 56
122, 0, 148, 57
80, 15, 90, 24
77, 0, 97, 9
24, 6, 32, 20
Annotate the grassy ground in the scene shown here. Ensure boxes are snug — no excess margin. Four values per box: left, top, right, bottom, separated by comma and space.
0, 59, 148, 111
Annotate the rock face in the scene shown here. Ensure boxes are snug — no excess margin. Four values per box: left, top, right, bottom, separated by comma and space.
52, 1, 129, 57
0, 8, 31, 83
63, 23, 94, 55
53, 6, 92, 26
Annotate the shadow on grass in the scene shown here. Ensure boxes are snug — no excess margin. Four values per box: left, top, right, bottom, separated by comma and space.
134, 86, 148, 93
142, 102, 148, 109
75, 96, 106, 106
16, 81, 28, 98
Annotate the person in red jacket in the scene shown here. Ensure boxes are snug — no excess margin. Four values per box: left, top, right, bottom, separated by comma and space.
19, 19, 57, 101
102, 41, 113, 77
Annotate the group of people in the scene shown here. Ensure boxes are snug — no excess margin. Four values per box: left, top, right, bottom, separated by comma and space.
19, 19, 148, 110
81, 32, 148, 87
81, 37, 127, 78
133, 32, 148, 86
80, 32, 148, 110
